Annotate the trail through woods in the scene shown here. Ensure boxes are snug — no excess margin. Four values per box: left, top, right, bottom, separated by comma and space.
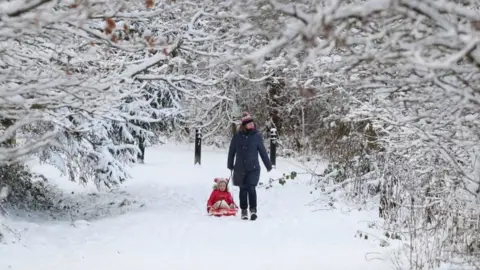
0, 144, 391, 270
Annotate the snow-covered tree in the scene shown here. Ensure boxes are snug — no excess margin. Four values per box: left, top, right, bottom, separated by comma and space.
225, 0, 480, 268
0, 0, 245, 188
0, 0, 246, 239
2, 0, 479, 266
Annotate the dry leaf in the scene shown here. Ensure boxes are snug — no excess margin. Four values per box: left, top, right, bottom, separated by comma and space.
105, 17, 116, 30
472, 21, 480, 31
144, 36, 155, 47
146, 0, 154, 8
70, 0, 80, 8
323, 23, 332, 33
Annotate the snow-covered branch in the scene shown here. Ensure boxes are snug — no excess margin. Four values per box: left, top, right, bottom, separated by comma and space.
0, 0, 242, 187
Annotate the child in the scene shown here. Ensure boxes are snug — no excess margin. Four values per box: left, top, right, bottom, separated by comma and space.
207, 178, 237, 214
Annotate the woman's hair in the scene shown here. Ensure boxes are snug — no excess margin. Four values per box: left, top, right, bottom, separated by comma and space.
238, 123, 256, 133
238, 124, 246, 132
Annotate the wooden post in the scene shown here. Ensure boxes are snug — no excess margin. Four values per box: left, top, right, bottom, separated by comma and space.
194, 129, 202, 165
270, 128, 277, 167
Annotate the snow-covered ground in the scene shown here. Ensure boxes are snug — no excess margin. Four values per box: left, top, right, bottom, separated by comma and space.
0, 143, 393, 270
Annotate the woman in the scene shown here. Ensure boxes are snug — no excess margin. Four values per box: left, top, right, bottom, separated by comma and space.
227, 112, 272, 220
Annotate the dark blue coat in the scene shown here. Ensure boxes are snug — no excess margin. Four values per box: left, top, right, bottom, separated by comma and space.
227, 128, 272, 187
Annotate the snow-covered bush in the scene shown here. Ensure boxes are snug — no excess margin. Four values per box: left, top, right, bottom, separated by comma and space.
0, 163, 57, 241
0, 164, 59, 213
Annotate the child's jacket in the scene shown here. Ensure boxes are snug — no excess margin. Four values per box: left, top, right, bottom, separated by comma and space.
207, 190, 235, 211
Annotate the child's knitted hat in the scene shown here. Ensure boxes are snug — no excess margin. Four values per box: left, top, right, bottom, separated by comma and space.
212, 177, 229, 190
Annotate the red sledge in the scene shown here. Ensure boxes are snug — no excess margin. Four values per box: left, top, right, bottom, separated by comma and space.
208, 208, 238, 217
207, 177, 238, 217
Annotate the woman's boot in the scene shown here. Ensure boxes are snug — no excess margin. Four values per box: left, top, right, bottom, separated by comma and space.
250, 208, 257, 220
241, 209, 248, 220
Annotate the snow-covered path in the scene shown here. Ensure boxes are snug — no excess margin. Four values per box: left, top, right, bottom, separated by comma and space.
0, 144, 391, 270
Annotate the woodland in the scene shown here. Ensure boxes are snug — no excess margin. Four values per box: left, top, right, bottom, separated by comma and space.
1, 0, 480, 269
